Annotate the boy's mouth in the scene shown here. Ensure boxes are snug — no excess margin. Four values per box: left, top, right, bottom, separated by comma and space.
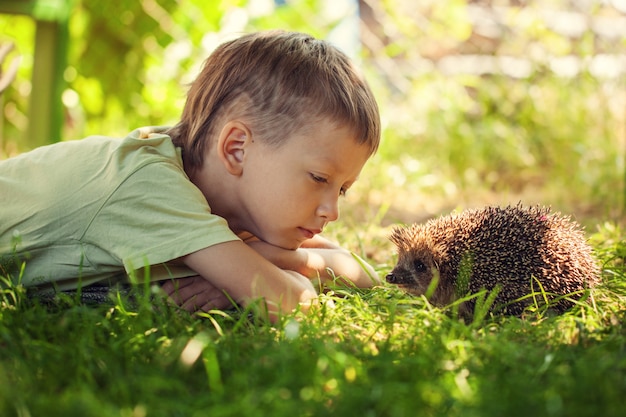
298, 227, 321, 239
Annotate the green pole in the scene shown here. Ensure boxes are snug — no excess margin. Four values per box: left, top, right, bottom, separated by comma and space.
28, 18, 68, 147
0, 0, 73, 149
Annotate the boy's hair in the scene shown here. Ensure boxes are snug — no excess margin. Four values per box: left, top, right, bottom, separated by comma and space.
167, 30, 380, 170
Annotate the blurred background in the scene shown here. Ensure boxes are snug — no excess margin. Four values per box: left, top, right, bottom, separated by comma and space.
0, 0, 625, 233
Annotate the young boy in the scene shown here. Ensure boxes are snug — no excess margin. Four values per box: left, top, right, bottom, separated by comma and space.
0, 30, 381, 321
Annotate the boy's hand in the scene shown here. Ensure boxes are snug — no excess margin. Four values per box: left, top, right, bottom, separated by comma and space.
245, 237, 381, 288
161, 276, 235, 312
182, 241, 319, 323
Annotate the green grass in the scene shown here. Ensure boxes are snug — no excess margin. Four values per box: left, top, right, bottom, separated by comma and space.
1, 3, 625, 415
1, 223, 625, 417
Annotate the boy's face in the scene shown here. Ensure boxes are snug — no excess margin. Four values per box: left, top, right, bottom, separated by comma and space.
234, 120, 371, 250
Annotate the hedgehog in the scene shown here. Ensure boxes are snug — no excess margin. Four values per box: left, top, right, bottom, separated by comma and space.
386, 204, 600, 317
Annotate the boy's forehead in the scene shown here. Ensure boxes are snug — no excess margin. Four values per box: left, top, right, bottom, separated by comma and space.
307, 136, 370, 174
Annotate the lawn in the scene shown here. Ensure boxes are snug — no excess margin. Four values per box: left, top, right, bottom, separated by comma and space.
1, 221, 625, 417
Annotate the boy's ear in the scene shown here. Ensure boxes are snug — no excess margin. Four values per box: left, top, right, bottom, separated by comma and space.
217, 121, 252, 176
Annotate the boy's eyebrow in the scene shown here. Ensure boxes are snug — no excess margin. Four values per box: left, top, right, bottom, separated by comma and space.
313, 156, 358, 176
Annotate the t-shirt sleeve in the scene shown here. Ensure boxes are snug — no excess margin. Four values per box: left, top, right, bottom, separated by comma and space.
83, 159, 239, 276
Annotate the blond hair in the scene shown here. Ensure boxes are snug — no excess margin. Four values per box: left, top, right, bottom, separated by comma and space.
167, 30, 380, 170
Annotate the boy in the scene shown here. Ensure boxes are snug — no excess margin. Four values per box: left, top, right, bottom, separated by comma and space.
0, 30, 381, 321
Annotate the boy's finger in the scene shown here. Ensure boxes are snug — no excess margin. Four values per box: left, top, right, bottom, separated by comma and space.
181, 290, 230, 312
161, 276, 203, 296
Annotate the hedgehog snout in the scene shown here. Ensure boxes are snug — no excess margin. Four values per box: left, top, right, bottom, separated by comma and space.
385, 268, 413, 285
387, 251, 435, 285
385, 271, 402, 284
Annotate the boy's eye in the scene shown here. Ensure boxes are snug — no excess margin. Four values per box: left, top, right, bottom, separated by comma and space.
310, 173, 328, 184
310, 173, 349, 197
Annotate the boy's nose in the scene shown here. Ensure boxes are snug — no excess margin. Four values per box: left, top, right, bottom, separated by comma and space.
317, 197, 339, 222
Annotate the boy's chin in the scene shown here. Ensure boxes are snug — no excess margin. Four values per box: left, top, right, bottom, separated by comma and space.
237, 231, 299, 249
263, 236, 302, 251
274, 240, 301, 251
238, 229, 295, 250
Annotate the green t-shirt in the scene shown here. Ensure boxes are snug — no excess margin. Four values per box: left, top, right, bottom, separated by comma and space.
0, 127, 239, 291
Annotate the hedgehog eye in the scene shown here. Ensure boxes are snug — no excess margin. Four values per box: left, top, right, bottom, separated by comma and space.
413, 260, 427, 273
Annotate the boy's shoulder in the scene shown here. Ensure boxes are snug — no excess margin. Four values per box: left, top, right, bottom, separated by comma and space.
61, 126, 180, 169
1, 126, 182, 197
84, 126, 175, 153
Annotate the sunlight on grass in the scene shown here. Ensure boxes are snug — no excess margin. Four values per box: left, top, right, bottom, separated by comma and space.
1, 222, 625, 416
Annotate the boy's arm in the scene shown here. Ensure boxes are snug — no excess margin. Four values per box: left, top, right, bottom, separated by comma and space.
180, 240, 319, 321
247, 236, 381, 288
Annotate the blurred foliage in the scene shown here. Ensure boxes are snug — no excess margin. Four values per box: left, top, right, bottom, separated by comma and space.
352, 0, 625, 225
0, 0, 624, 224
0, 0, 345, 149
